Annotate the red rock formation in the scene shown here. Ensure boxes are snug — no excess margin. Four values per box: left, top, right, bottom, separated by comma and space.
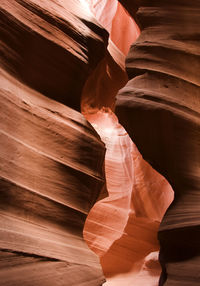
84, 109, 173, 285
87, 0, 139, 56
81, 0, 140, 114
0, 68, 106, 285
0, 0, 108, 111
116, 0, 200, 284
81, 51, 128, 113
0, 0, 111, 284
2, 0, 198, 285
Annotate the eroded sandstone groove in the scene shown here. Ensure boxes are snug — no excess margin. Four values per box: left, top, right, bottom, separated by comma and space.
116, 1, 200, 284
0, 0, 108, 110
84, 108, 173, 286
1, 0, 199, 285
0, 68, 106, 285
0, 0, 109, 284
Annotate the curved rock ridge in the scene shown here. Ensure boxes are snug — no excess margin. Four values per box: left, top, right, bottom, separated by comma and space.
84, 108, 173, 286
0, 0, 108, 111
0, 68, 106, 285
86, 0, 140, 56
81, 51, 128, 113
116, 1, 200, 284
81, 0, 140, 114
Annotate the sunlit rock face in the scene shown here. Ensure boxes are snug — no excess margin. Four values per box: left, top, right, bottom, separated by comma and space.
0, 0, 108, 111
84, 109, 174, 286
1, 0, 197, 285
116, 1, 200, 284
81, 0, 140, 114
0, 69, 106, 285
86, 0, 139, 56
81, 52, 128, 113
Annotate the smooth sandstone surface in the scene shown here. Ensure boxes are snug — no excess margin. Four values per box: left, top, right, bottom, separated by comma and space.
81, 51, 128, 113
116, 0, 200, 284
1, 0, 199, 285
0, 69, 106, 285
0, 1, 110, 284
84, 109, 173, 286
81, 0, 139, 115
87, 0, 139, 56
0, 0, 108, 111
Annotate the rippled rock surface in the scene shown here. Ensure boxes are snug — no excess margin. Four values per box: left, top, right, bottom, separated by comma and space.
0, 27, 106, 286
0, 0, 108, 110
116, 1, 200, 284
84, 109, 173, 286
0, 1, 111, 284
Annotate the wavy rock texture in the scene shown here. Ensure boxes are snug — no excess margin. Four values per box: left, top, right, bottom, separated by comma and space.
81, 51, 128, 113
2, 0, 198, 285
86, 0, 139, 55
81, 0, 140, 114
0, 0, 108, 111
84, 109, 173, 286
116, 1, 200, 285
0, 68, 106, 285
0, 0, 112, 284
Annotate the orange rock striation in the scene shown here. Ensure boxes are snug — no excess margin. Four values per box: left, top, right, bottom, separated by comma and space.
0, 0, 111, 284
0, 67, 108, 285
0, 68, 106, 285
84, 108, 174, 286
1, 0, 196, 285
0, 0, 108, 111
81, 0, 140, 114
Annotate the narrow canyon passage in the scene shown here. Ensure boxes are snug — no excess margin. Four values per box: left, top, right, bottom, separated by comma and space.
83, 108, 174, 285
1, 0, 199, 285
81, 1, 175, 284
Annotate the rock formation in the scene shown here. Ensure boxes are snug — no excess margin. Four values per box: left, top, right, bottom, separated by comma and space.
86, 0, 139, 55
84, 108, 173, 286
0, 68, 106, 285
0, 0, 108, 111
81, 0, 140, 113
1, 0, 199, 285
116, 0, 200, 284
0, 0, 109, 284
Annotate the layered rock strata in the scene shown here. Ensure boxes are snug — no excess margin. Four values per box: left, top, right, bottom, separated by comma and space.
81, 51, 128, 113
0, 68, 106, 285
84, 109, 173, 286
116, 1, 200, 284
0, 0, 108, 111
81, 0, 140, 114
0, 0, 110, 283
86, 0, 139, 56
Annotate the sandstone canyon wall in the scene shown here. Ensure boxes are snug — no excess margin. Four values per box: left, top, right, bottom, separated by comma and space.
84, 109, 173, 286
116, 0, 200, 285
0, 0, 108, 111
81, 0, 140, 113
0, 0, 109, 285
0, 70, 106, 285
1, 0, 199, 285
82, 1, 174, 285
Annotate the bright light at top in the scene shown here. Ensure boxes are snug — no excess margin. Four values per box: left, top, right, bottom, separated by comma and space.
104, 127, 114, 134
79, 0, 91, 13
